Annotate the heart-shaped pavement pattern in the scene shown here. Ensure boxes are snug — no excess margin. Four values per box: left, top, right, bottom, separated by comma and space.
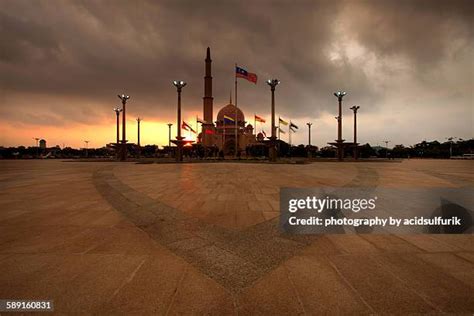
93, 166, 323, 292
93, 162, 473, 295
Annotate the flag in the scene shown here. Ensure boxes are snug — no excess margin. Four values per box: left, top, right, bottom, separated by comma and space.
197, 117, 206, 124
182, 121, 196, 133
236, 66, 257, 84
224, 115, 235, 124
290, 122, 298, 129
279, 117, 288, 125
255, 114, 266, 123
279, 127, 286, 134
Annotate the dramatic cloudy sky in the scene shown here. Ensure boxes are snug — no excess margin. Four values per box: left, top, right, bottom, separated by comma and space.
0, 0, 472, 148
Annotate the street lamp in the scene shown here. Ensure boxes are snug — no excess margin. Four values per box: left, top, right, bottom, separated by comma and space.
267, 79, 280, 162
136, 117, 142, 158
113, 108, 122, 145
136, 117, 142, 147
446, 137, 458, 158
306, 122, 313, 146
334, 91, 347, 161
84, 140, 90, 158
117, 93, 130, 161
350, 105, 360, 159
33, 137, 39, 158
167, 123, 173, 149
383, 140, 391, 158
173, 80, 186, 162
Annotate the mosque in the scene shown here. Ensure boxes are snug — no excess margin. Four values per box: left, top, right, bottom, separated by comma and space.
196, 48, 260, 155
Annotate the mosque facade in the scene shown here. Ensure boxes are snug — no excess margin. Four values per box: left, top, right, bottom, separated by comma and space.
197, 48, 259, 155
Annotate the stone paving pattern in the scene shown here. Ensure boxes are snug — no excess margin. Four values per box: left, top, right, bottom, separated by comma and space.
0, 159, 473, 314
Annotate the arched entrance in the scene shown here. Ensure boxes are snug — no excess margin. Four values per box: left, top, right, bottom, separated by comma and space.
224, 138, 236, 155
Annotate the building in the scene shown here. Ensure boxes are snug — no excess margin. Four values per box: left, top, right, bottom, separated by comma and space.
39, 139, 47, 149
197, 48, 257, 155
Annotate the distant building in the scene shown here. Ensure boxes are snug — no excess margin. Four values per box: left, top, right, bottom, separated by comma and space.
39, 139, 46, 149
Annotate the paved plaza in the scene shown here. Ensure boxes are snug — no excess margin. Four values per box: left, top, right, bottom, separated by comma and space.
0, 159, 473, 314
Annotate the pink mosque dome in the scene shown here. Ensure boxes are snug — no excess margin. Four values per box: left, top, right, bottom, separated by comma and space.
217, 102, 245, 124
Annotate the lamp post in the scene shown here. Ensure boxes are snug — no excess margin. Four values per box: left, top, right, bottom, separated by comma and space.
113, 108, 122, 145
446, 137, 458, 158
349, 105, 360, 159
266, 79, 280, 162
136, 117, 142, 147
307, 122, 313, 158
167, 123, 173, 150
84, 140, 89, 158
173, 80, 186, 162
383, 140, 390, 158
334, 91, 346, 161
33, 137, 39, 158
136, 117, 142, 158
117, 94, 130, 161
306, 122, 313, 146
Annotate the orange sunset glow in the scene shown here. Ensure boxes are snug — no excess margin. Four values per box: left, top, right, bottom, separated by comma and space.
0, 115, 205, 148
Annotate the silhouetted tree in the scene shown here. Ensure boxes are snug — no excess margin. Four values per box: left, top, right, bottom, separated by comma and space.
358, 143, 376, 158
319, 146, 336, 158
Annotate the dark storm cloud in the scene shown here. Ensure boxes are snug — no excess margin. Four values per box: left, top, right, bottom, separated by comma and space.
343, 0, 473, 67
0, 0, 472, 132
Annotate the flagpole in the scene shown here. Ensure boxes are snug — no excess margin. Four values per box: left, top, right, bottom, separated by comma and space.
235, 63, 238, 107
254, 113, 256, 134
289, 125, 291, 157
278, 116, 281, 140
278, 117, 281, 154
289, 122, 291, 146
234, 63, 238, 157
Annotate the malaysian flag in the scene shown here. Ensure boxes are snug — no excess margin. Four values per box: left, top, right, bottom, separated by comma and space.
196, 117, 206, 124
255, 114, 266, 123
279, 117, 288, 125
290, 122, 298, 133
182, 121, 196, 133
236, 66, 257, 84
205, 129, 215, 135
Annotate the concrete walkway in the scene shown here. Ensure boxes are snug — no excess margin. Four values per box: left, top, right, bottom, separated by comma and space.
0, 159, 473, 314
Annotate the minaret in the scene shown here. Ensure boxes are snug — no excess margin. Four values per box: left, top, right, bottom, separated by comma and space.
203, 47, 213, 124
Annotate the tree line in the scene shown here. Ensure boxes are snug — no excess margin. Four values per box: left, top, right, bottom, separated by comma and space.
0, 138, 472, 159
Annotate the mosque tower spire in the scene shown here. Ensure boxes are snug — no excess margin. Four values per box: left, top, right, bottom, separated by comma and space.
203, 47, 213, 124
